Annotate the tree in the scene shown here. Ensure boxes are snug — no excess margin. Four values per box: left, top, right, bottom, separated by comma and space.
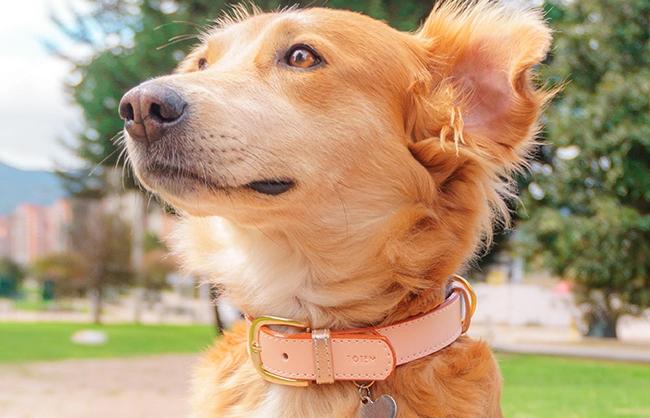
0, 258, 25, 298
142, 234, 177, 304
68, 199, 134, 323
29, 202, 133, 322
518, 0, 650, 338
31, 253, 89, 299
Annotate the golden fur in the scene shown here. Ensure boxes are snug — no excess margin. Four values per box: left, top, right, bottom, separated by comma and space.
123, 1, 553, 417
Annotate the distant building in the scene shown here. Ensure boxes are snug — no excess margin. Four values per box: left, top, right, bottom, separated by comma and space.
0, 215, 10, 258
102, 190, 177, 244
11, 204, 44, 264
44, 199, 72, 255
4, 192, 173, 267
9, 199, 72, 265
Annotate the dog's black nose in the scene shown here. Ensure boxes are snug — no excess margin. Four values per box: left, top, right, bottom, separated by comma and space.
119, 83, 187, 144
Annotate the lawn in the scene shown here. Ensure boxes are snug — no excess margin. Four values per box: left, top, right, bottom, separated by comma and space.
1, 324, 649, 417
0, 322, 217, 362
499, 354, 650, 418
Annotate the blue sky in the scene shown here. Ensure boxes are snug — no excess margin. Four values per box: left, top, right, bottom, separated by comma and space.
0, 0, 84, 171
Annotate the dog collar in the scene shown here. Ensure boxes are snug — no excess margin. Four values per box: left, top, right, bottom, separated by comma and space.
246, 276, 476, 387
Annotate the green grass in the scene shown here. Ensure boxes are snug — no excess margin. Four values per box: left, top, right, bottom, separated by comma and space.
0, 322, 217, 362
2, 325, 649, 418
499, 354, 650, 418
10, 299, 47, 311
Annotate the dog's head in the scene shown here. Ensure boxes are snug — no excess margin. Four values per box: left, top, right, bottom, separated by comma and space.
120, 2, 552, 322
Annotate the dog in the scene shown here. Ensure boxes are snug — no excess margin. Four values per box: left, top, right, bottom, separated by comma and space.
119, 1, 553, 416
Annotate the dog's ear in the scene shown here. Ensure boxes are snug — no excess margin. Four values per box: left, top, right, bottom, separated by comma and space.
408, 1, 553, 170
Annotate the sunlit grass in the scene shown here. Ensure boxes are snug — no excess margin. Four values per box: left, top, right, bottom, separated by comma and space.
0, 322, 217, 362
499, 354, 650, 418
2, 323, 649, 418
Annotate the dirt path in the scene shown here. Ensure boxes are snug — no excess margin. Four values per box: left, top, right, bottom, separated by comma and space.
0, 354, 198, 418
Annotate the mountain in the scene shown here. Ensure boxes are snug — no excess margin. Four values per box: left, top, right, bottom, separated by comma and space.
0, 162, 67, 215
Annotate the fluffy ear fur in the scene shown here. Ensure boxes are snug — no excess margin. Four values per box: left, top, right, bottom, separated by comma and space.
411, 0, 553, 159
406, 0, 554, 233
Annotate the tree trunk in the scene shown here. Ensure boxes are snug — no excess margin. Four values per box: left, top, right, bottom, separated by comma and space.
209, 286, 224, 335
131, 193, 147, 324
586, 315, 618, 339
90, 287, 103, 325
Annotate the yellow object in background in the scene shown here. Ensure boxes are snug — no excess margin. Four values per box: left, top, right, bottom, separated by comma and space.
486, 270, 507, 286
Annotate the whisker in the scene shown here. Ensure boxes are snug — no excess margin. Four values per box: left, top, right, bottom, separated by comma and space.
168, 33, 201, 42
333, 180, 350, 237
220, 136, 289, 176
234, 152, 267, 179
118, 148, 132, 191
198, 160, 210, 190
157, 34, 201, 50
255, 224, 283, 248
146, 191, 156, 212
240, 148, 293, 178
154, 20, 203, 31
170, 20, 204, 29
90, 147, 122, 177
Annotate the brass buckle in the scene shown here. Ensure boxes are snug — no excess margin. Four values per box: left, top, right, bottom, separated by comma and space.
452, 275, 477, 333
248, 316, 310, 387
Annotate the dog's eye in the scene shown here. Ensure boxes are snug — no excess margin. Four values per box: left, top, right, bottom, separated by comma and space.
286, 46, 322, 69
198, 58, 208, 71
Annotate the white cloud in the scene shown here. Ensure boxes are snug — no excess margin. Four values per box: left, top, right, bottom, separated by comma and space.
0, 0, 86, 171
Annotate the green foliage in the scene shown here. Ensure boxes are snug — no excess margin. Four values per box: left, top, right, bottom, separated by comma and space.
0, 322, 215, 362
0, 258, 25, 298
31, 253, 89, 298
518, 0, 650, 335
0, 258, 24, 281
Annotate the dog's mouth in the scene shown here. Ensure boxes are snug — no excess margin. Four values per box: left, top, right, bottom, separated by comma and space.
143, 163, 222, 192
245, 180, 295, 195
147, 163, 208, 182
141, 163, 295, 196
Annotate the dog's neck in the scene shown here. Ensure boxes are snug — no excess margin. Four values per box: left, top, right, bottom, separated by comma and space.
174, 197, 470, 330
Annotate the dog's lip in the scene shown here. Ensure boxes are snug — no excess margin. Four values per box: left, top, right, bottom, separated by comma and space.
141, 163, 295, 196
147, 162, 213, 182
245, 179, 295, 195
142, 162, 225, 191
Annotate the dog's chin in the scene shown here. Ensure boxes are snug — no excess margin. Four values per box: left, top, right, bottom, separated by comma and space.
136, 162, 226, 195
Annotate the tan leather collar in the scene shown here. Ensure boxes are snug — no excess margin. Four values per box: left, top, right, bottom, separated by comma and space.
246, 276, 476, 386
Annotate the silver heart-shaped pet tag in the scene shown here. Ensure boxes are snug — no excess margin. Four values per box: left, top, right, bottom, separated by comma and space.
356, 395, 397, 418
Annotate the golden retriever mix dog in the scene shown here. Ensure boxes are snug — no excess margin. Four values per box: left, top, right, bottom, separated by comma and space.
119, 1, 553, 416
